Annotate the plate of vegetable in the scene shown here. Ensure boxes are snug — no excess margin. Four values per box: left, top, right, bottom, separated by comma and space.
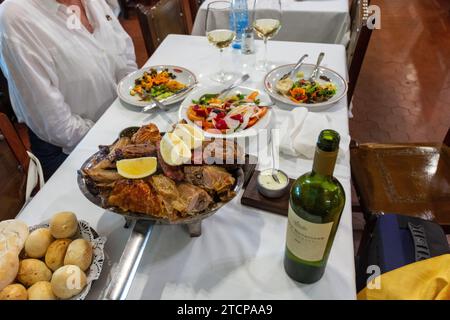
117, 65, 197, 108
178, 86, 272, 138
264, 63, 347, 112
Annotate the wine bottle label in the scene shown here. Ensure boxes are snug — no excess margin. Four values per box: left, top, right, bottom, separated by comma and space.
286, 204, 334, 262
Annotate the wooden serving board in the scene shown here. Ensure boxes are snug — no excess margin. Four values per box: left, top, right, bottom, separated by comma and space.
241, 170, 295, 216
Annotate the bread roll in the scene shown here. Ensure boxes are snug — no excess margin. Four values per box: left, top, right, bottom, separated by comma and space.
64, 239, 92, 271
45, 239, 72, 271
0, 283, 27, 300
51, 265, 86, 299
24, 228, 54, 258
0, 251, 19, 291
27, 281, 56, 300
17, 259, 52, 287
0, 220, 29, 253
50, 212, 78, 239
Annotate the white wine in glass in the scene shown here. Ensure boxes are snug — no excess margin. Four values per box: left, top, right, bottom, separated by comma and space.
253, 18, 281, 39
207, 29, 236, 49
252, 0, 282, 71
205, 1, 237, 83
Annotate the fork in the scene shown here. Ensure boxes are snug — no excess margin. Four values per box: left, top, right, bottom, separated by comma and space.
308, 52, 325, 82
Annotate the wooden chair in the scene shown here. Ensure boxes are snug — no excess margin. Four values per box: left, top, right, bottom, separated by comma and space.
0, 113, 29, 220
350, 127, 450, 233
136, 0, 192, 57
119, 0, 159, 19
347, 0, 373, 107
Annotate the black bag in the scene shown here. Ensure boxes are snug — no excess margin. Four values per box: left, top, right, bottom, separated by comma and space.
355, 213, 450, 292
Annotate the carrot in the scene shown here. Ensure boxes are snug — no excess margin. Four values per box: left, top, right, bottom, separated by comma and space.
247, 91, 259, 101
187, 107, 205, 122
202, 121, 215, 130
247, 107, 268, 128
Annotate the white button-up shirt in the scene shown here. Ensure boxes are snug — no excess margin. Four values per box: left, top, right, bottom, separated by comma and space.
0, 0, 137, 153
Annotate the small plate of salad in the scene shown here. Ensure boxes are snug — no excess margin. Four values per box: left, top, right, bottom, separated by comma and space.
117, 65, 197, 108
264, 63, 347, 112
178, 86, 272, 138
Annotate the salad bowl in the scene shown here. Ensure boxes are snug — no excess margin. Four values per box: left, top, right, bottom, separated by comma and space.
264, 63, 348, 112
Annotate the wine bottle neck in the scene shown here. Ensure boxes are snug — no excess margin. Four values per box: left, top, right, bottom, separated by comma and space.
312, 148, 337, 177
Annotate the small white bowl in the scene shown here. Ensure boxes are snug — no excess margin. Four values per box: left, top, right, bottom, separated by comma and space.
256, 169, 290, 198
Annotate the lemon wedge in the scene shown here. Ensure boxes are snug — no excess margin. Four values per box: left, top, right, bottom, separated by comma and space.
160, 132, 192, 166
172, 123, 205, 150
116, 157, 157, 179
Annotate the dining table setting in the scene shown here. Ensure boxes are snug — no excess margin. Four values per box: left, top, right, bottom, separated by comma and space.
192, 0, 351, 45
14, 28, 355, 299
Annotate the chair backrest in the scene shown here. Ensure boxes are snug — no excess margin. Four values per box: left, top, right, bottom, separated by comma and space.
0, 113, 29, 171
137, 0, 192, 57
347, 0, 373, 106
189, 0, 201, 19
444, 127, 450, 147
0, 113, 28, 220
0, 69, 15, 120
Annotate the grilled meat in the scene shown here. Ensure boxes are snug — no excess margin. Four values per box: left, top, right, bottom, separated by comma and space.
150, 175, 187, 214
112, 143, 157, 160
177, 183, 213, 215
108, 179, 172, 219
183, 165, 235, 194
131, 123, 161, 144
82, 167, 123, 183
192, 139, 245, 166
108, 176, 213, 219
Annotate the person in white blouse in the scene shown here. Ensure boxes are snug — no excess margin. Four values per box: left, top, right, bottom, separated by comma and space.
0, 0, 137, 179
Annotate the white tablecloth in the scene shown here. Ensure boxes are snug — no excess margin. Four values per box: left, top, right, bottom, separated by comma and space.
17, 35, 355, 300
192, 0, 350, 45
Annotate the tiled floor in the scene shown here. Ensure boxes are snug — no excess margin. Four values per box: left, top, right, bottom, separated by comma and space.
119, 0, 450, 252
350, 0, 450, 143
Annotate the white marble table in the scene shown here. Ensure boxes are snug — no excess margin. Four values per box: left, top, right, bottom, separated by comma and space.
17, 35, 355, 299
192, 0, 351, 45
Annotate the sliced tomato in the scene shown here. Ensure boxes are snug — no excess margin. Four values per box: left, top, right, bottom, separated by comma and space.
214, 118, 228, 130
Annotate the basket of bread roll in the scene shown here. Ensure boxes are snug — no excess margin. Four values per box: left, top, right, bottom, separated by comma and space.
0, 212, 106, 300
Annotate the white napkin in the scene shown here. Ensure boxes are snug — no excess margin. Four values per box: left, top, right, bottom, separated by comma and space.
279, 108, 350, 161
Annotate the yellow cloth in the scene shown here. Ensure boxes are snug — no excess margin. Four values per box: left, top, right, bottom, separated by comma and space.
358, 254, 450, 300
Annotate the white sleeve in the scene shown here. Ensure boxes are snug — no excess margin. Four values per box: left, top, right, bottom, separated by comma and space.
102, 2, 138, 79
1, 35, 94, 152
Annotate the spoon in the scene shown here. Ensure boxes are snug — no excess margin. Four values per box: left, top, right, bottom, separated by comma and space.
308, 52, 325, 82
270, 129, 280, 183
280, 54, 309, 81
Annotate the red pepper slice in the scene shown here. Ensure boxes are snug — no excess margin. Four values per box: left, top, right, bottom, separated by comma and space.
230, 114, 243, 123
195, 108, 207, 117
215, 112, 226, 119
215, 118, 228, 130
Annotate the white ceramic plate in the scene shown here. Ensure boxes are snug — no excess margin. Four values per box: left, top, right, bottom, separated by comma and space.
117, 65, 197, 108
264, 63, 348, 112
178, 85, 272, 139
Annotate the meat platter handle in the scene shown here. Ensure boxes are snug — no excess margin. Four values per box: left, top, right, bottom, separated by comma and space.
102, 219, 154, 300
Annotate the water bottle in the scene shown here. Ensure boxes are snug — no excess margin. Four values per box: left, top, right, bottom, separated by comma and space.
230, 0, 249, 50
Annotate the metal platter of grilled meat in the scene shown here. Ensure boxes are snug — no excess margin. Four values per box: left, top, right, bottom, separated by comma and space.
77, 128, 245, 225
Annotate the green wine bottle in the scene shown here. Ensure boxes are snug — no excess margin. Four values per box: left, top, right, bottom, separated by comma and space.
284, 129, 345, 284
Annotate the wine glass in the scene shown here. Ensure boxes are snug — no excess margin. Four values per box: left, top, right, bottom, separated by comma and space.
252, 0, 282, 71
205, 1, 237, 83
